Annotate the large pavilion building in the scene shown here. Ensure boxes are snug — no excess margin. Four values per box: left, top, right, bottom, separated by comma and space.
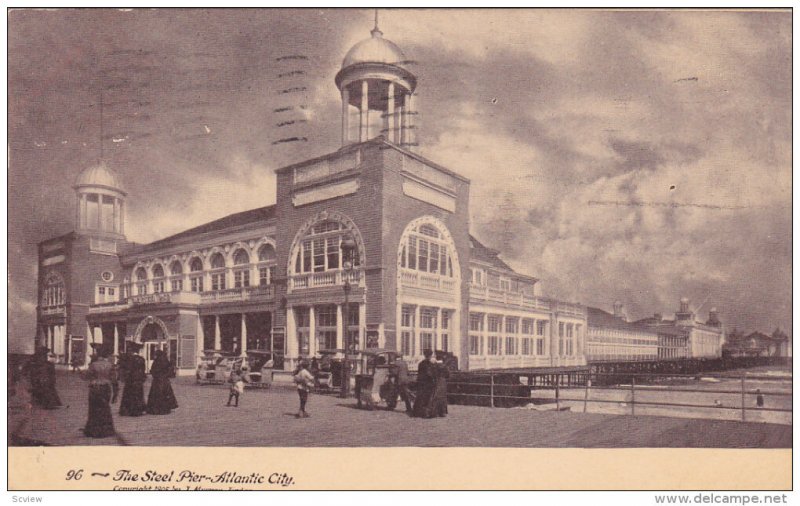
35, 21, 590, 373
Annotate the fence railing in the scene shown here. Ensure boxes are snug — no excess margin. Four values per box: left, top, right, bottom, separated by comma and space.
445, 371, 792, 423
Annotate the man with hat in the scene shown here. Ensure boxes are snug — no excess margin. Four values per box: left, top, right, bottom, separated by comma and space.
119, 340, 147, 416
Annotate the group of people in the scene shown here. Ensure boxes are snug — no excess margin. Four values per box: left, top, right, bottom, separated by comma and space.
409, 349, 450, 418
84, 342, 180, 437
26, 341, 179, 439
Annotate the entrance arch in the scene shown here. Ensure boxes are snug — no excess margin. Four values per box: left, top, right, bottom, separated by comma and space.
133, 316, 171, 372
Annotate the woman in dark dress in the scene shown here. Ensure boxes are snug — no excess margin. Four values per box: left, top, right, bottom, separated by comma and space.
83, 345, 117, 438
429, 361, 450, 417
119, 342, 147, 416
412, 350, 435, 418
147, 350, 178, 415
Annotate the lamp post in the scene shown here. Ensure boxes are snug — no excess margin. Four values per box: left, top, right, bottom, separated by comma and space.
340, 236, 357, 398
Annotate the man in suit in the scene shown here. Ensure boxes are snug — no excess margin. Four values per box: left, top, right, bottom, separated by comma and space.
394, 354, 412, 413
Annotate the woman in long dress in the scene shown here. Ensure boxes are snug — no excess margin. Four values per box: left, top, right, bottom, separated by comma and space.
28, 346, 63, 409
119, 343, 147, 416
147, 350, 178, 415
412, 350, 435, 418
83, 346, 117, 438
429, 361, 450, 417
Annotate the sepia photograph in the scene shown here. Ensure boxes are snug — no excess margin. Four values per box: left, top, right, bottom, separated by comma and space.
6, 6, 792, 492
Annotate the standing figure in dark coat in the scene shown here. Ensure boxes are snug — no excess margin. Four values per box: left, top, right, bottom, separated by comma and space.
147, 350, 178, 415
27, 346, 64, 409
412, 349, 435, 418
119, 342, 147, 416
429, 361, 450, 417
393, 355, 413, 413
82, 345, 117, 438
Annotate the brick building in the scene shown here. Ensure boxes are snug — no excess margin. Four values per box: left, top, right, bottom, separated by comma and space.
35, 22, 586, 373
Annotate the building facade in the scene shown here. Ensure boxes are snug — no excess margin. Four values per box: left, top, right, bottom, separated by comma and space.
35, 23, 587, 373
635, 299, 724, 359
586, 304, 659, 362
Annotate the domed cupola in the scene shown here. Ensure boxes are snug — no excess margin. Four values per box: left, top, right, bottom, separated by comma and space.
335, 13, 417, 148
73, 162, 126, 238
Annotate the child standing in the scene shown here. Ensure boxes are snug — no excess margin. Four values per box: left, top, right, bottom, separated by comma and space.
293, 360, 315, 418
227, 368, 246, 407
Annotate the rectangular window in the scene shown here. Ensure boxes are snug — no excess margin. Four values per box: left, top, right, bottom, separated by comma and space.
408, 237, 417, 270
469, 313, 483, 332
537, 320, 546, 336
401, 305, 415, 328
313, 238, 325, 272
317, 330, 336, 351
190, 276, 203, 293
420, 332, 434, 352
347, 303, 359, 326
429, 243, 439, 274
154, 281, 165, 293
136, 282, 147, 295
441, 334, 448, 352
418, 240, 429, 272
401, 331, 413, 356
469, 335, 480, 355
234, 270, 250, 288
211, 273, 225, 291
488, 316, 501, 333
505, 317, 518, 334
559, 322, 565, 338
522, 338, 531, 355
567, 324, 574, 338
500, 278, 510, 291
259, 266, 269, 286
536, 338, 545, 355
522, 319, 534, 335
171, 279, 183, 292
488, 336, 500, 355
326, 236, 340, 270
295, 307, 310, 328
440, 245, 448, 276
302, 240, 312, 273
505, 336, 517, 355
420, 307, 436, 329
316, 306, 337, 327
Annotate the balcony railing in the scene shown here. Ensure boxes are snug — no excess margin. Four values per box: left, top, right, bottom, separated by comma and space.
399, 268, 457, 292
40, 305, 66, 316
289, 268, 363, 290
469, 283, 585, 316
200, 285, 275, 303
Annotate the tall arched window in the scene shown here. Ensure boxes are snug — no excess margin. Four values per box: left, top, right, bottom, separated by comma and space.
152, 264, 165, 293
189, 257, 204, 292
399, 223, 454, 277
293, 220, 360, 274
135, 267, 148, 295
210, 252, 226, 291
258, 244, 276, 286
232, 249, 250, 288
42, 273, 65, 307
169, 261, 183, 292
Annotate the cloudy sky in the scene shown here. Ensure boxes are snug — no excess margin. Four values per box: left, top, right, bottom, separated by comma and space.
8, 9, 791, 352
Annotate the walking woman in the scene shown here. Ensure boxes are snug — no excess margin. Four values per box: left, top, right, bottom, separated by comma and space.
146, 349, 178, 415
119, 341, 147, 416
82, 344, 117, 438
293, 360, 315, 418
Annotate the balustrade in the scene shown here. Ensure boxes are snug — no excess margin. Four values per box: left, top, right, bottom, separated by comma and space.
289, 268, 363, 290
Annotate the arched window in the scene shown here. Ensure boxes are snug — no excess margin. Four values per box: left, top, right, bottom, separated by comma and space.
135, 267, 148, 295
151, 264, 165, 293
189, 257, 204, 292
258, 244, 276, 286
169, 261, 183, 292
293, 220, 360, 275
399, 222, 454, 277
232, 249, 250, 288
42, 273, 65, 307
209, 252, 226, 291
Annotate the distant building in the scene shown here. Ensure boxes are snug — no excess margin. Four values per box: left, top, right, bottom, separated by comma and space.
586, 304, 658, 362
35, 20, 586, 373
723, 330, 791, 358
635, 299, 724, 359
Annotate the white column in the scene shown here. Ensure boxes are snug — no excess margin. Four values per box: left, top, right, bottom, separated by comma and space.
309, 306, 316, 357
196, 316, 205, 362
414, 305, 421, 358
405, 92, 414, 146
336, 304, 344, 350
113, 323, 119, 357
435, 307, 442, 351
47, 326, 53, 351
85, 323, 93, 365
96, 194, 103, 230
387, 82, 395, 142
360, 80, 369, 142
67, 335, 73, 366
80, 194, 87, 228
359, 303, 366, 349
240, 313, 248, 357
214, 315, 221, 350
341, 87, 350, 145
286, 307, 298, 361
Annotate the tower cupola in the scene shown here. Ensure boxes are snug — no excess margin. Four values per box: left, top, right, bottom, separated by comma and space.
335, 12, 417, 148
73, 162, 126, 238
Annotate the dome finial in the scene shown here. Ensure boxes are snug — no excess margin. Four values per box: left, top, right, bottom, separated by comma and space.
371, 9, 382, 38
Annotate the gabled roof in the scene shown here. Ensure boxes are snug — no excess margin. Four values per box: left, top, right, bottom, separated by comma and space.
588, 307, 658, 334
129, 205, 276, 255
469, 235, 513, 272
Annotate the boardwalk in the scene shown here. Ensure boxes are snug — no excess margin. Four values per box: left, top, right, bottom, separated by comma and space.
8, 371, 791, 448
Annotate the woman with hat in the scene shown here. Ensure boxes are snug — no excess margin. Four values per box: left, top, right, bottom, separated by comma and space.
146, 349, 178, 415
119, 341, 147, 416
82, 343, 117, 438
